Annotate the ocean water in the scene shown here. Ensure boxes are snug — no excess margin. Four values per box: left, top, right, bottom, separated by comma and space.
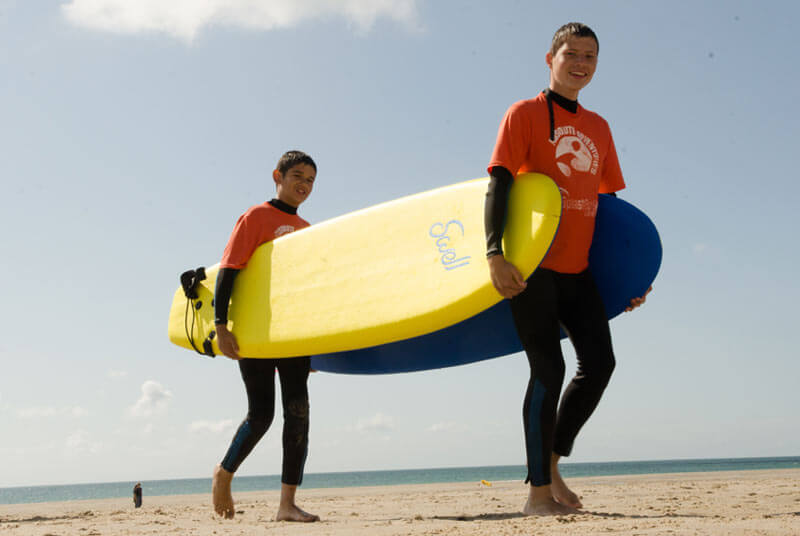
1, 456, 797, 505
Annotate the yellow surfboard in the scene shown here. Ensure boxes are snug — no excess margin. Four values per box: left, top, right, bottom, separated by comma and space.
168, 173, 561, 358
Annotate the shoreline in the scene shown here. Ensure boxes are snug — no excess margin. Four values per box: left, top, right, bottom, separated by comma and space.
2, 469, 798, 535
4, 455, 798, 504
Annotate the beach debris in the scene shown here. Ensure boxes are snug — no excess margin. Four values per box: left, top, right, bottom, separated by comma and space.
480, 479, 492, 487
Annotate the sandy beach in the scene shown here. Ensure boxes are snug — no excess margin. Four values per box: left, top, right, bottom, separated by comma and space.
1, 469, 797, 535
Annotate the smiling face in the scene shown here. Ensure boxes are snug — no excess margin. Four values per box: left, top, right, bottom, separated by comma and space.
546, 36, 598, 100
273, 163, 316, 207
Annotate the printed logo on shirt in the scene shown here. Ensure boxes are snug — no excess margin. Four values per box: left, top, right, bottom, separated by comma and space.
558, 186, 597, 217
550, 126, 600, 177
274, 225, 295, 237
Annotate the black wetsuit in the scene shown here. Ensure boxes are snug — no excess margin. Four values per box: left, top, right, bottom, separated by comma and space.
485, 91, 616, 486
215, 199, 311, 486
510, 267, 615, 486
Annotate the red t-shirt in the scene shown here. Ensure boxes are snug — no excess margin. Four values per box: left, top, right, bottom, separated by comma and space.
220, 202, 310, 269
488, 92, 625, 273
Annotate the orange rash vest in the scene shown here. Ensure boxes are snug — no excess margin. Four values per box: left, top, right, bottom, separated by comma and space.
488, 92, 625, 274
220, 202, 310, 269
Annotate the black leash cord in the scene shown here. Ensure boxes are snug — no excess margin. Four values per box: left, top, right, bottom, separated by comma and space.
184, 297, 204, 355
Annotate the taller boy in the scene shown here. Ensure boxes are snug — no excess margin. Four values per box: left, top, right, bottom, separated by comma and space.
485, 23, 647, 515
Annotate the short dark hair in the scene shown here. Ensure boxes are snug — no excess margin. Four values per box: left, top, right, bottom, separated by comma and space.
550, 22, 599, 56
276, 150, 317, 175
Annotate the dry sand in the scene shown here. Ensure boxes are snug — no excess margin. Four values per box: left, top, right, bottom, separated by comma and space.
1, 469, 798, 535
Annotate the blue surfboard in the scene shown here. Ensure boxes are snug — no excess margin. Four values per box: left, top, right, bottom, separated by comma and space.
311, 194, 661, 374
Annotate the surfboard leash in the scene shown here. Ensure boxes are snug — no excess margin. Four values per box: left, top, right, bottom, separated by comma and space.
180, 267, 217, 358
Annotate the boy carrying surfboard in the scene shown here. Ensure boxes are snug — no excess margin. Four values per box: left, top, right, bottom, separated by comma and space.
485, 22, 651, 516
211, 150, 319, 523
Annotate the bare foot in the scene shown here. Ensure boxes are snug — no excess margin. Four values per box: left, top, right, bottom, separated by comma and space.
276, 504, 320, 522
523, 497, 580, 516
551, 465, 582, 508
212, 464, 235, 519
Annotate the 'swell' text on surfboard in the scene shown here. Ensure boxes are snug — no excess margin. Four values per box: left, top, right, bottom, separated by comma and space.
429, 220, 471, 271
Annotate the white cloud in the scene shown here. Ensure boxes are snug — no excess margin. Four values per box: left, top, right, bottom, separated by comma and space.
189, 419, 235, 434
129, 380, 172, 417
108, 369, 128, 379
61, 0, 420, 42
65, 430, 102, 454
18, 407, 58, 418
70, 406, 90, 417
427, 421, 456, 433
17, 406, 89, 418
354, 412, 394, 433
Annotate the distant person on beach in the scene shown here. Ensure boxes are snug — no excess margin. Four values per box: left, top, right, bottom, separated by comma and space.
211, 150, 319, 523
484, 22, 651, 515
133, 482, 142, 508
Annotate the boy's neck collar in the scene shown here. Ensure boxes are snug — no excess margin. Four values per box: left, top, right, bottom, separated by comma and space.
269, 198, 298, 215
543, 88, 579, 142
543, 88, 579, 113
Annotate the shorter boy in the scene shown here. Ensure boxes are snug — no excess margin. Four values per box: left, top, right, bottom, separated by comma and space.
211, 150, 319, 523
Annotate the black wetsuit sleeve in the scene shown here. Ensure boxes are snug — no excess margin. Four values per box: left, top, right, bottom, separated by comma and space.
485, 166, 514, 258
214, 268, 240, 325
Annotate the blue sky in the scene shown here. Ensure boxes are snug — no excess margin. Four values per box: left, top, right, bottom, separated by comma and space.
1, 0, 799, 487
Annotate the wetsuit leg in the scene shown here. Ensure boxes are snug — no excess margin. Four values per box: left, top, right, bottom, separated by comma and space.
276, 356, 311, 486
553, 270, 616, 457
220, 358, 277, 473
510, 268, 565, 487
